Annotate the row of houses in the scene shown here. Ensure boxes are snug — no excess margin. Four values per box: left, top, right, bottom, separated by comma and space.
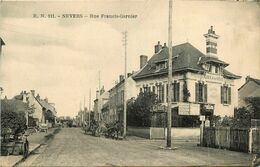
0, 37, 57, 127
1, 90, 57, 126
92, 26, 244, 127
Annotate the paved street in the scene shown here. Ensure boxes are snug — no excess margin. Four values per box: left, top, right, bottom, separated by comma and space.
18, 128, 253, 166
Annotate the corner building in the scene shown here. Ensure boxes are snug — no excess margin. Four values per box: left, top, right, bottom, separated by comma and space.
133, 26, 241, 127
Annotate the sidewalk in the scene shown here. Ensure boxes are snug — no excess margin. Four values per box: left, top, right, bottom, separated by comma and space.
0, 128, 58, 167
0, 143, 40, 167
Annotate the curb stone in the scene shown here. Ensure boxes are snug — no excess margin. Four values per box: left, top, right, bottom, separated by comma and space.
12, 128, 60, 167
13, 144, 41, 167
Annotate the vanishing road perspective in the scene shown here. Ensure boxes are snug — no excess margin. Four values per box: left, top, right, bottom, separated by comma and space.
1, 0, 260, 167
17, 128, 252, 166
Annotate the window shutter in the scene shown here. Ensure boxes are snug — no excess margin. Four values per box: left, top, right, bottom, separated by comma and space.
195, 82, 199, 102
177, 82, 180, 102
166, 84, 168, 102
173, 82, 176, 102
204, 84, 207, 102
162, 85, 165, 103
221, 86, 223, 104
171, 83, 175, 101
228, 87, 231, 104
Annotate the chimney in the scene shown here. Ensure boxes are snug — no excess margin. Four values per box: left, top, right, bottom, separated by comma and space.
22, 91, 27, 103
162, 43, 167, 49
0, 37, 5, 57
154, 41, 162, 53
36, 93, 40, 100
204, 26, 219, 58
44, 98, 48, 103
140, 55, 148, 69
245, 76, 251, 82
119, 75, 124, 82
100, 86, 105, 94
30, 90, 35, 96
96, 90, 99, 99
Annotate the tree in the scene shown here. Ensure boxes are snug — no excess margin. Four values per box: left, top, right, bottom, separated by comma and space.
44, 110, 55, 124
232, 97, 260, 128
1, 110, 26, 137
244, 97, 260, 119
127, 91, 158, 127
183, 80, 190, 102
1, 99, 27, 138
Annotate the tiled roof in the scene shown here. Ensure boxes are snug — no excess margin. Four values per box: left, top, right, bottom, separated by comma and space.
39, 99, 55, 112
222, 69, 241, 79
238, 76, 260, 91
247, 87, 260, 97
1, 99, 27, 113
133, 42, 240, 80
249, 77, 260, 85
108, 72, 139, 93
199, 56, 229, 66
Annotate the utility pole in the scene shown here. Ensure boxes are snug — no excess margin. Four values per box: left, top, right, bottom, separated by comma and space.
80, 101, 82, 126
122, 31, 127, 139
89, 88, 91, 123
84, 95, 86, 125
0, 87, 3, 122
167, 0, 173, 148
98, 71, 101, 121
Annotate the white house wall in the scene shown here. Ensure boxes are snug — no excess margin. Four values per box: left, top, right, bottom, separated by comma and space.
135, 71, 238, 117
26, 93, 44, 124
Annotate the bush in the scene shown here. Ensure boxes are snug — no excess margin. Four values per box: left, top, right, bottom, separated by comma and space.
44, 110, 55, 124
127, 91, 158, 127
1, 110, 26, 137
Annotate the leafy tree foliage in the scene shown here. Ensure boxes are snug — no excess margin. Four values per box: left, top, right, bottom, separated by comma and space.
183, 80, 190, 102
211, 97, 260, 128
1, 99, 28, 137
127, 91, 158, 127
44, 110, 55, 123
1, 110, 26, 136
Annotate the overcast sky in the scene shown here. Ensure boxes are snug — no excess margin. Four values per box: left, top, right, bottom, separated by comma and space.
0, 0, 259, 117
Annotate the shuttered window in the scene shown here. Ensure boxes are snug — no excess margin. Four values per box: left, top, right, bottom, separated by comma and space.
152, 86, 155, 93
166, 84, 168, 102
221, 86, 231, 104
195, 82, 207, 103
228, 87, 231, 104
162, 85, 165, 103
172, 82, 180, 102
204, 84, 207, 102
158, 84, 164, 103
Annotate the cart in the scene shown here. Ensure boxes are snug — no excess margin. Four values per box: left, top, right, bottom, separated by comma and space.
1, 129, 29, 158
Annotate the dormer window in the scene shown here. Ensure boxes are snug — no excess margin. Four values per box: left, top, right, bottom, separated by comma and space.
215, 66, 219, 73
209, 64, 212, 72
208, 64, 220, 74
155, 60, 167, 72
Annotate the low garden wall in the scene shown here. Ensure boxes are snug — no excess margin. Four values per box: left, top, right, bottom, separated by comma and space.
127, 126, 165, 139
167, 128, 200, 140
127, 127, 199, 140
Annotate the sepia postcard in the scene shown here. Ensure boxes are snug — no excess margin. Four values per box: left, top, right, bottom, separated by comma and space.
0, 0, 259, 166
